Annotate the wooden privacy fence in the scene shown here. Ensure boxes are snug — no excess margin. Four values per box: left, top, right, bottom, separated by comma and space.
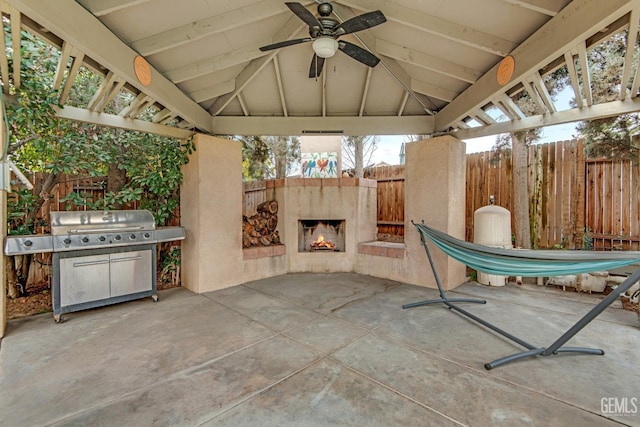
585, 157, 640, 250
364, 165, 405, 240
241, 139, 640, 250
467, 138, 640, 250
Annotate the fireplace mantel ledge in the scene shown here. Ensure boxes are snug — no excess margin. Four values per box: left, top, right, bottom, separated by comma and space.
265, 177, 377, 188
357, 241, 405, 259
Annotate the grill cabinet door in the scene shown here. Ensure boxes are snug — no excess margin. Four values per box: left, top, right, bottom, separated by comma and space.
59, 254, 111, 306
109, 249, 153, 297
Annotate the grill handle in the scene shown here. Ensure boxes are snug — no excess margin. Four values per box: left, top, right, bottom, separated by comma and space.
73, 259, 110, 267
66, 226, 146, 234
110, 255, 144, 263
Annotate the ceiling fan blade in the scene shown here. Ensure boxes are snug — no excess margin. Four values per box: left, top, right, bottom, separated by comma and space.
339, 41, 380, 67
286, 2, 322, 28
309, 54, 326, 78
333, 10, 386, 36
259, 37, 312, 51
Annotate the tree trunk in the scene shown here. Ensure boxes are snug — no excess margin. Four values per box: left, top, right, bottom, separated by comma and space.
512, 133, 531, 249
354, 136, 364, 178
274, 136, 287, 179
6, 257, 20, 298
107, 162, 128, 209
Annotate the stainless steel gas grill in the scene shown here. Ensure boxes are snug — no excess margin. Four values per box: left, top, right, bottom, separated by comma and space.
4, 210, 185, 322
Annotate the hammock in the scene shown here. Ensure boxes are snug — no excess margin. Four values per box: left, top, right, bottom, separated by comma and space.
405, 220, 640, 370
414, 222, 640, 277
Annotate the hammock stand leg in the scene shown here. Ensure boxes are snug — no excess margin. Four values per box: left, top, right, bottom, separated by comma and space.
404, 226, 640, 370
402, 235, 487, 309
485, 268, 640, 369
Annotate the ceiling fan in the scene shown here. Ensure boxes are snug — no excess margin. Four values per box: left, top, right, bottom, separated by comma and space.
259, 2, 386, 78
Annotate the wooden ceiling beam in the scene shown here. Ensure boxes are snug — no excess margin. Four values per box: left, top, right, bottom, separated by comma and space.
375, 39, 482, 84
339, 0, 516, 57
500, 0, 563, 16
130, 0, 312, 56
76, 0, 152, 17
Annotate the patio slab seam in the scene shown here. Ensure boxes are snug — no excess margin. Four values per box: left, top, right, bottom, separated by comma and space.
325, 355, 466, 426
448, 285, 634, 327
331, 332, 628, 426
199, 356, 330, 425
43, 332, 282, 427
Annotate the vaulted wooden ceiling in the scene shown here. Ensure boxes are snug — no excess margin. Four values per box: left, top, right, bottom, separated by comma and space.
3, 0, 640, 139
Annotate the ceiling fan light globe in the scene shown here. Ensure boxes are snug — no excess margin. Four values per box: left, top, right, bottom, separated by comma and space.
312, 37, 338, 58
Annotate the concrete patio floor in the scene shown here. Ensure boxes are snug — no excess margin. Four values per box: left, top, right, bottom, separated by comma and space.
1, 273, 639, 426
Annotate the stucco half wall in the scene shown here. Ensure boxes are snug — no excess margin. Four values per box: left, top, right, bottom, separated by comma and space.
180, 134, 466, 293
354, 135, 467, 289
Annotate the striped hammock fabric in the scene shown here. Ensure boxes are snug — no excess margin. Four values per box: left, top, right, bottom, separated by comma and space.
414, 222, 640, 277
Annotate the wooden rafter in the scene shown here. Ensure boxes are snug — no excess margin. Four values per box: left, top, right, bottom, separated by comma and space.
165, 45, 270, 84
273, 56, 288, 117
188, 80, 235, 104
87, 72, 125, 112
339, 0, 516, 57
376, 39, 482, 84
53, 42, 85, 105
500, 0, 563, 16
564, 49, 583, 108
620, 8, 639, 100
129, 0, 312, 56
331, 2, 435, 116
397, 92, 409, 116
212, 17, 305, 116
359, 68, 373, 117
576, 41, 593, 106
118, 92, 151, 118
77, 0, 153, 17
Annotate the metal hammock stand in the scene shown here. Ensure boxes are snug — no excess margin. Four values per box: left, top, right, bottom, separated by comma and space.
404, 220, 640, 370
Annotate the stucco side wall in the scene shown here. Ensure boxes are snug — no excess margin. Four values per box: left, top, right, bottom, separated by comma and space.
180, 134, 244, 293
355, 135, 467, 290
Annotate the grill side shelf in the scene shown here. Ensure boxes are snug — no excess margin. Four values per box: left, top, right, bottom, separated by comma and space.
4, 235, 54, 255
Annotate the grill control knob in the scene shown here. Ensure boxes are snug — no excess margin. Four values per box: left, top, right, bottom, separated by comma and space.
143, 232, 150, 239
98, 236, 106, 242
81, 237, 89, 243
130, 234, 137, 240
63, 238, 71, 245
24, 240, 33, 247
114, 235, 122, 241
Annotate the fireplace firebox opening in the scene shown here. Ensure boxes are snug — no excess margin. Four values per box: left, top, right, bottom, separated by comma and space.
298, 220, 345, 252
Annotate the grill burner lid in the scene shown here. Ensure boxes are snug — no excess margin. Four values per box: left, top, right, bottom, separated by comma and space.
50, 210, 156, 252
50, 209, 155, 235
4, 210, 186, 255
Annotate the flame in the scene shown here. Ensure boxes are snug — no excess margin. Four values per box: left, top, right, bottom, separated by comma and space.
311, 234, 335, 249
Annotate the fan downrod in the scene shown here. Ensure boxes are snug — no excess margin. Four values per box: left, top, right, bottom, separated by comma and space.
317, 3, 332, 17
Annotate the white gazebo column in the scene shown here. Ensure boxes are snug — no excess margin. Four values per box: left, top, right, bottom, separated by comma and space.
180, 134, 243, 293
404, 135, 467, 290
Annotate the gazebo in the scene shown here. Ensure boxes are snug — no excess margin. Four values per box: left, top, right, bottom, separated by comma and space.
1, 0, 640, 336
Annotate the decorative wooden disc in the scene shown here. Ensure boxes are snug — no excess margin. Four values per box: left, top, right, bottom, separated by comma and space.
496, 55, 515, 86
134, 56, 152, 86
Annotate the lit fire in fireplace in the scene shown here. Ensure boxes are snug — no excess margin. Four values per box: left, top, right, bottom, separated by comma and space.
310, 234, 336, 250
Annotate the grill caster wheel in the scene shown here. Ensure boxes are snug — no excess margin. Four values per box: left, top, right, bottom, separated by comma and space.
53, 314, 63, 323
152, 295, 158, 303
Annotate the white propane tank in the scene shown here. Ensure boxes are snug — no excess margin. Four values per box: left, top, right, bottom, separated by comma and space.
473, 197, 512, 286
